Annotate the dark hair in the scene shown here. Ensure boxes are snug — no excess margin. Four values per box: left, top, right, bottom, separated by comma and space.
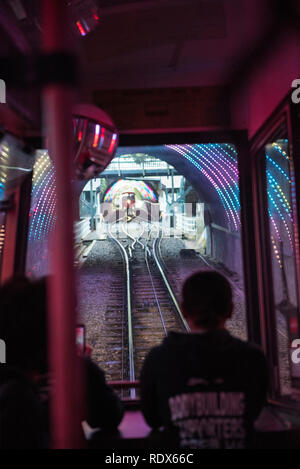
182, 271, 233, 328
0, 276, 48, 373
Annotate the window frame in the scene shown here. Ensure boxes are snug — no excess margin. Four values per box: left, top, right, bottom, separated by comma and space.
0, 173, 32, 283
118, 129, 260, 347
250, 96, 300, 403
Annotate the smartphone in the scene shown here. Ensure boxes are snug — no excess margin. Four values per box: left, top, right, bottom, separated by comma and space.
76, 324, 85, 354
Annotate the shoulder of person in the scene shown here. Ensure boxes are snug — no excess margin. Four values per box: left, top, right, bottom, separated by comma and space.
231, 335, 266, 362
143, 342, 167, 368
143, 333, 182, 368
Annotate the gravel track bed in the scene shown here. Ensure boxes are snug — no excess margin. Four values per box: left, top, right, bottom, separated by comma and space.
160, 237, 247, 341
78, 240, 125, 375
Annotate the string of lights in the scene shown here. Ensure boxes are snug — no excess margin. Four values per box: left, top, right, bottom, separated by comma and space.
28, 151, 56, 242
167, 144, 240, 231
26, 142, 294, 271
104, 179, 158, 203
266, 141, 294, 267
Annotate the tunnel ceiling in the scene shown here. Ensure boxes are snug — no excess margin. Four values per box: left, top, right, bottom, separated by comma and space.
27, 140, 291, 246
26, 144, 241, 243
103, 179, 158, 203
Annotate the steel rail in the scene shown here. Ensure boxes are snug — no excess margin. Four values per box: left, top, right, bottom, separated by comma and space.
152, 233, 190, 332
107, 223, 136, 398
122, 222, 145, 249
123, 221, 168, 337
144, 246, 168, 336
197, 252, 211, 267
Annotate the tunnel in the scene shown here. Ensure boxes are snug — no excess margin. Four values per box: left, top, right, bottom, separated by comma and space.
25, 140, 248, 378
26, 142, 242, 277
25, 137, 294, 383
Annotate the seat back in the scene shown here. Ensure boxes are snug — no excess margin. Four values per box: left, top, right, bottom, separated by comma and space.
0, 367, 47, 449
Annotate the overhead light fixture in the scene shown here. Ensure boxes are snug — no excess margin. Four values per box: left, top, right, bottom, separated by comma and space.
68, 0, 100, 37
72, 104, 119, 180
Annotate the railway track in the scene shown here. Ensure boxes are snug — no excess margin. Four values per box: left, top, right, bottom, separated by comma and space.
81, 220, 290, 397
102, 257, 127, 382
108, 220, 188, 396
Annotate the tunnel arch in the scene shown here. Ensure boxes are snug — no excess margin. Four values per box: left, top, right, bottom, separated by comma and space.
27, 140, 293, 281
26, 141, 294, 283
27, 142, 242, 245
97, 143, 241, 231
101, 179, 159, 204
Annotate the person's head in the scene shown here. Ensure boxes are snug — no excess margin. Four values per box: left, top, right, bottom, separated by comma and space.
0, 276, 48, 374
182, 271, 233, 331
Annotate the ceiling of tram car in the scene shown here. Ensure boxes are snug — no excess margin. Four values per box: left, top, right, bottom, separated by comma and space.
0, 1, 272, 110
1, 0, 295, 139
79, 0, 250, 99
0, 0, 244, 232
2, 0, 297, 151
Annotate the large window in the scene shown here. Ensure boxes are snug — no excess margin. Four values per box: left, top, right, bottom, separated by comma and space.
252, 105, 300, 402
265, 138, 300, 396
77, 141, 247, 380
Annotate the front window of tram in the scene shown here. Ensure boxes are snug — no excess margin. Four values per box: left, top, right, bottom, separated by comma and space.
265, 138, 300, 397
26, 143, 248, 397
76, 143, 247, 396
24, 138, 300, 402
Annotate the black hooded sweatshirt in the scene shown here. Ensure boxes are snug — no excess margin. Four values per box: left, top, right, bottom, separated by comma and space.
140, 330, 268, 449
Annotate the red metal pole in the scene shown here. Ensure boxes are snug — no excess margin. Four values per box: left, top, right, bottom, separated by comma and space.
42, 0, 82, 448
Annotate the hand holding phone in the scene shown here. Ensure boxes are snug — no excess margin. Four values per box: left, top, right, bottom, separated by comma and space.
76, 324, 85, 355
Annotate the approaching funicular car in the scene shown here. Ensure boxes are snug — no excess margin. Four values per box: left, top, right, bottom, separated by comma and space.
120, 191, 136, 216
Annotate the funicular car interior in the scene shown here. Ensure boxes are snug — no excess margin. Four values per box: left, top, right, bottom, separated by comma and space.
0, 0, 300, 449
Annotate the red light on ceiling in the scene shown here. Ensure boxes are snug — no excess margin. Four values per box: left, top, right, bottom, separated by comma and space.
92, 7, 100, 21
76, 21, 86, 37
108, 133, 117, 153
93, 125, 100, 148
72, 104, 118, 180
99, 127, 105, 148
290, 317, 299, 335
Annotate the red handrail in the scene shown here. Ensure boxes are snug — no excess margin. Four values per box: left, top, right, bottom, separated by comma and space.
108, 380, 140, 389
42, 0, 83, 449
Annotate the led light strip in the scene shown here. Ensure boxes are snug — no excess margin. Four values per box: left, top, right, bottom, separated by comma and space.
166, 144, 240, 231
103, 179, 157, 203
266, 142, 294, 266
28, 152, 56, 242
167, 144, 235, 228
187, 144, 240, 211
